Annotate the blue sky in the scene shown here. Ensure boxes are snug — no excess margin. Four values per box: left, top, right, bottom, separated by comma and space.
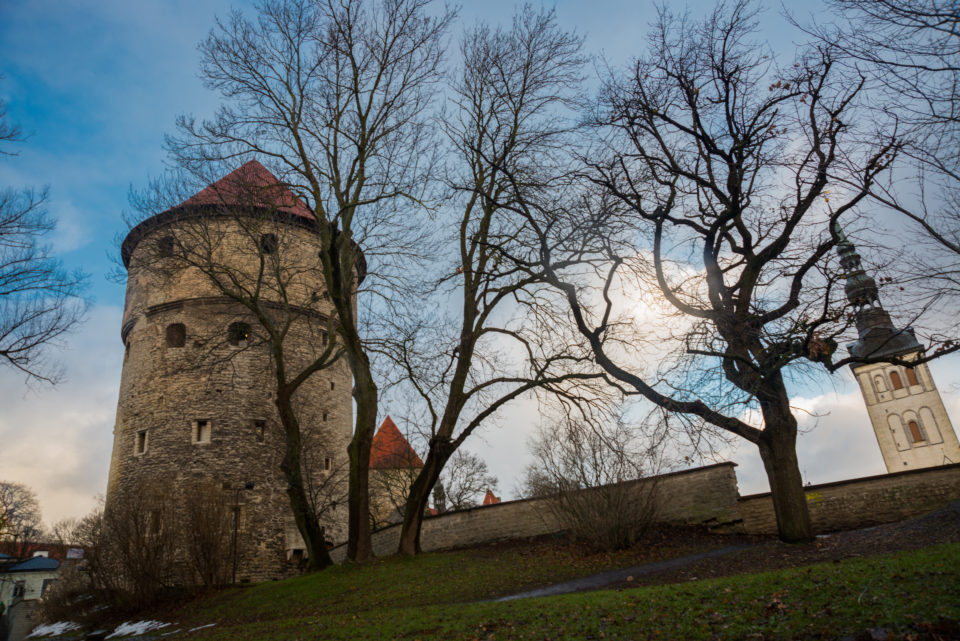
1, 0, 958, 526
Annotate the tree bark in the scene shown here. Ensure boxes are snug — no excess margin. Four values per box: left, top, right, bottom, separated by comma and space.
397, 445, 450, 555
756, 409, 814, 543
276, 391, 334, 571
346, 360, 377, 562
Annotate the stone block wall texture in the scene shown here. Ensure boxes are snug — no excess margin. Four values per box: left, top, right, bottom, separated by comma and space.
331, 463, 741, 562
109, 211, 353, 583
738, 462, 960, 535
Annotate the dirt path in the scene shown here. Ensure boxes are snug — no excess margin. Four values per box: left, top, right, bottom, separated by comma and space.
497, 543, 755, 601
497, 500, 960, 600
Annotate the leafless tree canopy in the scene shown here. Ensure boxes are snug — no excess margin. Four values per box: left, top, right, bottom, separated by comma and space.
377, 5, 614, 555
495, 0, 914, 543
0, 98, 87, 384
0, 480, 42, 557
803, 0, 960, 340
522, 414, 662, 551
437, 450, 498, 511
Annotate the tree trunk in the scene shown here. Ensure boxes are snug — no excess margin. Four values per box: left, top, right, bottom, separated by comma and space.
756, 410, 814, 543
347, 363, 377, 562
276, 393, 333, 571
397, 446, 450, 555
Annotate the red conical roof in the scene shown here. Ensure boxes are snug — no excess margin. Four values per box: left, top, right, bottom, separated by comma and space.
178, 160, 315, 220
482, 489, 501, 506
370, 416, 423, 469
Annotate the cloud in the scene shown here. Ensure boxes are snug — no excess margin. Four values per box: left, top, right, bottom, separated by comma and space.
49, 199, 92, 254
0, 305, 122, 526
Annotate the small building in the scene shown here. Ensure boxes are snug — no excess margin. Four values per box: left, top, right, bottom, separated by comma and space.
369, 416, 424, 528
0, 556, 60, 641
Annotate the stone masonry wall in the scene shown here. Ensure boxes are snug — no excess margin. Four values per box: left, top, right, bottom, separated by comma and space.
330, 462, 741, 562
738, 463, 960, 535
109, 212, 353, 583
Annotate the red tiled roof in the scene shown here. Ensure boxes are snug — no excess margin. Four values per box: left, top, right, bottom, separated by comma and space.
177, 160, 315, 220
0, 541, 71, 561
370, 416, 423, 469
482, 489, 501, 506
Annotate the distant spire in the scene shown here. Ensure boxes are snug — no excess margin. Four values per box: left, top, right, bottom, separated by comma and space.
834, 220, 921, 359
833, 219, 881, 312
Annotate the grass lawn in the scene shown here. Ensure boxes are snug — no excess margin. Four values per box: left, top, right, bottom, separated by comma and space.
142, 542, 960, 640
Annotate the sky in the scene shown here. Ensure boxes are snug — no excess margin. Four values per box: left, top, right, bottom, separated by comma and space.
1, 0, 958, 528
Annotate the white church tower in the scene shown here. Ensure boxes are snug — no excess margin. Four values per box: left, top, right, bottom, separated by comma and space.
837, 226, 960, 472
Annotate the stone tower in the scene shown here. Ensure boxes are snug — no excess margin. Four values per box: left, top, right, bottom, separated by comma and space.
838, 226, 960, 472
107, 161, 355, 582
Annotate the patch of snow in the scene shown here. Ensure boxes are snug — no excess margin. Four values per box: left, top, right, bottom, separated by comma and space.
27, 622, 81, 637
188, 624, 217, 633
105, 620, 172, 638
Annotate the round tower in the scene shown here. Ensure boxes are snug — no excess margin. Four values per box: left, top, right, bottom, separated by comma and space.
106, 161, 355, 582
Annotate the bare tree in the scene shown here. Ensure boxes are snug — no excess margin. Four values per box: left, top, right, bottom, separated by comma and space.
437, 450, 498, 511
0, 96, 86, 383
383, 6, 606, 555
98, 482, 181, 609
505, 1, 907, 543
161, 0, 455, 563
801, 0, 960, 341
181, 482, 233, 588
521, 414, 662, 552
0, 480, 42, 558
48, 517, 78, 547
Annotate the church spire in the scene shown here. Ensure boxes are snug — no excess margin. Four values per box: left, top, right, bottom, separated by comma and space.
833, 220, 921, 359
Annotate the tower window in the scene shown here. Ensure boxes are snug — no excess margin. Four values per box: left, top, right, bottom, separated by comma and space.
873, 375, 887, 393
228, 322, 251, 347
907, 420, 925, 443
193, 419, 212, 444
324, 457, 332, 471
260, 233, 278, 254
158, 236, 175, 257
147, 509, 162, 536
905, 367, 919, 386
254, 419, 266, 443
135, 430, 148, 455
890, 371, 904, 390
330, 381, 335, 391
322, 412, 328, 422
166, 323, 186, 348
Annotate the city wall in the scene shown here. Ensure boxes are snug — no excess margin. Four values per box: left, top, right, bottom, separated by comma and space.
738, 461, 960, 535
331, 463, 741, 562
331, 461, 960, 563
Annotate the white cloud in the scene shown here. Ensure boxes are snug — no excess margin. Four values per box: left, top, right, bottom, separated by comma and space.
49, 199, 92, 254
0, 305, 122, 526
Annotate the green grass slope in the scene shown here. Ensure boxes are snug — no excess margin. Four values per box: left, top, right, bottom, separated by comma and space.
157, 543, 960, 641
